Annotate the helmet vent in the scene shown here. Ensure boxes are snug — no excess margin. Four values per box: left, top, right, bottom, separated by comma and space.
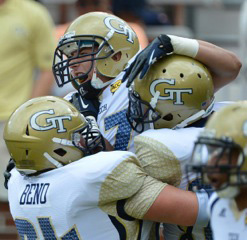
197, 73, 202, 78
163, 113, 173, 121
26, 150, 29, 157
26, 125, 29, 136
180, 73, 184, 78
54, 148, 67, 157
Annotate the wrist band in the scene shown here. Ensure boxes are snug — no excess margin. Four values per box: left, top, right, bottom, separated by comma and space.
195, 189, 210, 227
168, 35, 199, 58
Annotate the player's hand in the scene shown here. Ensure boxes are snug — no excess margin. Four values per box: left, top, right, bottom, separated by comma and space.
4, 158, 15, 189
123, 34, 174, 87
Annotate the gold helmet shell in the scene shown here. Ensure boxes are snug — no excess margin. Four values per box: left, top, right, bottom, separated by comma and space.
4, 96, 101, 175
204, 101, 247, 174
128, 54, 214, 132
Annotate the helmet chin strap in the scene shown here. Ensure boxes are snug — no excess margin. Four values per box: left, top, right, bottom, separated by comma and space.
43, 152, 63, 168
91, 67, 114, 89
173, 97, 215, 130
149, 91, 160, 129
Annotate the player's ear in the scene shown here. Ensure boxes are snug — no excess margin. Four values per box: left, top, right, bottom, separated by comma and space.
111, 51, 122, 62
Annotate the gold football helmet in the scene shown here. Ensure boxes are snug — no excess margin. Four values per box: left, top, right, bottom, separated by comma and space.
53, 11, 140, 94
4, 96, 105, 175
127, 54, 215, 132
188, 101, 247, 197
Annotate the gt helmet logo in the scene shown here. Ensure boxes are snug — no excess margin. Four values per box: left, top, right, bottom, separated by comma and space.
30, 110, 72, 133
104, 16, 135, 43
150, 78, 193, 105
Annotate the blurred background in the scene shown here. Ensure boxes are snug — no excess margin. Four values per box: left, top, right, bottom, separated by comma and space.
0, 0, 247, 239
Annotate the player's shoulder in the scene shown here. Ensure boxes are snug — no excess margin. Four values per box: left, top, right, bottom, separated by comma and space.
135, 127, 202, 157
138, 127, 202, 139
72, 150, 135, 167
67, 151, 137, 179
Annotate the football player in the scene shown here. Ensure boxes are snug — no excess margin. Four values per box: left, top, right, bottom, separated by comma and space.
52, 11, 241, 152
126, 54, 227, 239
4, 96, 209, 240
187, 101, 247, 240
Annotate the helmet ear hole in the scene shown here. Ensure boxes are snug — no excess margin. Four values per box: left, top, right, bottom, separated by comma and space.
54, 148, 67, 157
162, 68, 166, 73
111, 51, 122, 62
163, 113, 173, 121
180, 73, 184, 78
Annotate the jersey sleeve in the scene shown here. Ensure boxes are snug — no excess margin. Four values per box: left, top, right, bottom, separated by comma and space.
99, 154, 147, 207
124, 176, 167, 219
134, 134, 182, 187
98, 152, 167, 220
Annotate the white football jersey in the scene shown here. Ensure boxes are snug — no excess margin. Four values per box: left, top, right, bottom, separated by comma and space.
8, 151, 165, 240
134, 127, 214, 240
97, 72, 138, 152
208, 192, 247, 240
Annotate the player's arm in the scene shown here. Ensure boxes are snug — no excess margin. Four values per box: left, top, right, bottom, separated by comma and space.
144, 185, 198, 226
123, 34, 242, 93
125, 176, 209, 227
195, 40, 242, 92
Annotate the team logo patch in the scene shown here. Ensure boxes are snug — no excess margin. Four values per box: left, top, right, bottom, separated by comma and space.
30, 109, 72, 133
110, 80, 122, 94
150, 78, 193, 105
104, 16, 136, 43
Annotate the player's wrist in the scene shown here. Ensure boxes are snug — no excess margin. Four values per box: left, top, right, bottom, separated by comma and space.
195, 189, 210, 227
167, 35, 199, 58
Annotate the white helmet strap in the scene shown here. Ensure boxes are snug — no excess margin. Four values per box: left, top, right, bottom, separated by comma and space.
149, 91, 160, 129
44, 152, 63, 168
173, 97, 215, 130
91, 68, 114, 89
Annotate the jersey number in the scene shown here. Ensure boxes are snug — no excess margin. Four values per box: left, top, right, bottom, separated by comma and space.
15, 217, 80, 239
104, 109, 132, 150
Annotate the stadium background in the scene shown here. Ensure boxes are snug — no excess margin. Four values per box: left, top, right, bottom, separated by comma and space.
0, 0, 246, 239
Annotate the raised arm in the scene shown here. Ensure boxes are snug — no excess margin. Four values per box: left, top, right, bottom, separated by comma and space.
195, 40, 241, 92
123, 34, 242, 93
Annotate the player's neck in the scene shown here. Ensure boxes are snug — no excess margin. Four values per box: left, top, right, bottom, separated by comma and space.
235, 187, 247, 211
